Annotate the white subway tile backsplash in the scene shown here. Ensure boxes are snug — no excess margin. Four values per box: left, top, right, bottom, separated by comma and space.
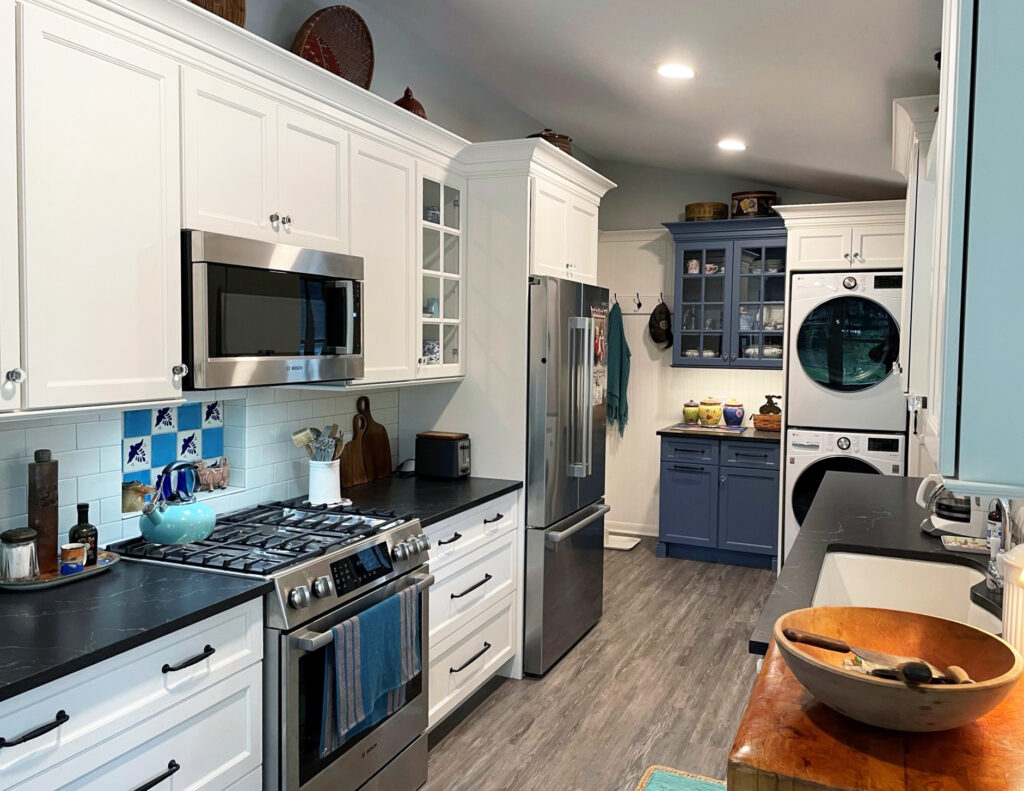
0, 487, 26, 519
25, 425, 77, 453
261, 443, 288, 465
76, 420, 121, 449
230, 488, 262, 510
246, 465, 275, 488
244, 425, 276, 447
245, 388, 275, 405
286, 400, 314, 422
77, 471, 122, 502
224, 403, 246, 427
101, 496, 122, 525
274, 389, 302, 403
51, 411, 99, 425
274, 459, 305, 483
99, 445, 121, 472
54, 449, 100, 479
58, 478, 76, 505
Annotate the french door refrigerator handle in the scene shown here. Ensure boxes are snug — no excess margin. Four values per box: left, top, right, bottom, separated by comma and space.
583, 316, 595, 476
566, 316, 589, 477
546, 504, 611, 544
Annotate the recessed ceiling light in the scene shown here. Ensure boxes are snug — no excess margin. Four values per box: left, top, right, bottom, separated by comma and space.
718, 138, 747, 151
657, 63, 695, 79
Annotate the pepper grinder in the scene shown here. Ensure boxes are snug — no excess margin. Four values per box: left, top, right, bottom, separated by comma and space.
27, 449, 58, 575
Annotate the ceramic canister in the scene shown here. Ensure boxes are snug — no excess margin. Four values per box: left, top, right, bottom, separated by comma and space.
698, 397, 722, 426
723, 399, 744, 427
683, 400, 700, 424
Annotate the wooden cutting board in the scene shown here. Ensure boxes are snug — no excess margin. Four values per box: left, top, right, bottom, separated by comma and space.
357, 396, 392, 480
340, 413, 369, 487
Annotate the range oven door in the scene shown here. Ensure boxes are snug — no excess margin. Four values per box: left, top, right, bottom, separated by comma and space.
276, 571, 432, 791
183, 230, 365, 389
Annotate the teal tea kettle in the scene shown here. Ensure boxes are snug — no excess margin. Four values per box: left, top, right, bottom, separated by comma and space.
140, 462, 216, 545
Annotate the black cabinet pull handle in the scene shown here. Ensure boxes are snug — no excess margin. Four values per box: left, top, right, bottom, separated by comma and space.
672, 447, 702, 454
671, 464, 704, 472
736, 452, 768, 458
132, 760, 181, 791
483, 513, 503, 524
450, 642, 491, 673
437, 532, 463, 546
451, 573, 492, 599
0, 710, 69, 749
162, 645, 215, 674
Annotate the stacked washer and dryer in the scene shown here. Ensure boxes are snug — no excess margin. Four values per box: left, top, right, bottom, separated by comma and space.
782, 270, 908, 558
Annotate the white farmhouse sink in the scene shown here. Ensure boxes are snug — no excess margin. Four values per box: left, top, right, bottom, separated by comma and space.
812, 552, 1002, 634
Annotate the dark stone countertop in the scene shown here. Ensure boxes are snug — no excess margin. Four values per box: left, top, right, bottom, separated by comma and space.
341, 475, 522, 528
0, 562, 270, 704
657, 425, 781, 443
749, 472, 998, 655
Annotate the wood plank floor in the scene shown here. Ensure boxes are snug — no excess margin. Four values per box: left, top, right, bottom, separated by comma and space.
423, 539, 775, 791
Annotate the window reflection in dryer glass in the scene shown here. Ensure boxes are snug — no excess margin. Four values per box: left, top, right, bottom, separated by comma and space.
792, 457, 881, 524
796, 297, 899, 392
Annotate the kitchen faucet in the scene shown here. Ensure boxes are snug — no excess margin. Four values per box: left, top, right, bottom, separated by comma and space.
987, 498, 1016, 591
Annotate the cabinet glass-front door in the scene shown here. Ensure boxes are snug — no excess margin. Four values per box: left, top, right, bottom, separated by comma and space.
675, 245, 731, 366
735, 240, 786, 367
418, 173, 465, 378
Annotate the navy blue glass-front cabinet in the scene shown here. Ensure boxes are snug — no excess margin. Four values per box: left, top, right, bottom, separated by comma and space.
657, 435, 779, 568
663, 217, 786, 369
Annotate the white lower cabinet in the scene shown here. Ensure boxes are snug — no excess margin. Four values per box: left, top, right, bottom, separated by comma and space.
17, 664, 262, 791
0, 599, 263, 791
18, 4, 184, 409
428, 594, 516, 729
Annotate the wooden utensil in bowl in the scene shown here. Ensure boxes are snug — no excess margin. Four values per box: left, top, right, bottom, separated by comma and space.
775, 606, 1022, 731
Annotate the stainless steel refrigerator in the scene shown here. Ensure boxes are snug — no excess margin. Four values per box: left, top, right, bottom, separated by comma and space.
523, 276, 610, 676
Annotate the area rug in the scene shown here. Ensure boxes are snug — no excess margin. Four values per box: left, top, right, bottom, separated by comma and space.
634, 765, 725, 791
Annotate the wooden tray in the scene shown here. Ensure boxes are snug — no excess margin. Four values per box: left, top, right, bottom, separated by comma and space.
0, 551, 120, 591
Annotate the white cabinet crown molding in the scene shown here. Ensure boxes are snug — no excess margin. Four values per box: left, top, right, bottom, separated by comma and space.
457, 139, 615, 200
892, 95, 939, 179
37, 0, 470, 164
775, 200, 907, 227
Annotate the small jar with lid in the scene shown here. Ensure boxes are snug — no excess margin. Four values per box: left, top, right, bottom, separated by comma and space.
1, 527, 39, 582
683, 400, 700, 424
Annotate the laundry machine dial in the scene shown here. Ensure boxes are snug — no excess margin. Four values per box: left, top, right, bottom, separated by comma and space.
842, 276, 857, 290
836, 436, 851, 450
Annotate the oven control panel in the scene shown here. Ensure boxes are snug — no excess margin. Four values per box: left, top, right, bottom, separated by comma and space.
330, 543, 394, 596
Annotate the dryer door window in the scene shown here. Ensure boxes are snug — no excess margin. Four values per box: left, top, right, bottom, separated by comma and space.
796, 297, 899, 392
792, 457, 881, 525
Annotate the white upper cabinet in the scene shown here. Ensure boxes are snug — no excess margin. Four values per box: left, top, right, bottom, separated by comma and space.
778, 202, 906, 272
18, 5, 183, 408
183, 70, 349, 254
349, 135, 417, 383
530, 174, 601, 284
0, 0, 19, 411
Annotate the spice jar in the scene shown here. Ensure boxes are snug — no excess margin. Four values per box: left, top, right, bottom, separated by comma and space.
1, 527, 39, 582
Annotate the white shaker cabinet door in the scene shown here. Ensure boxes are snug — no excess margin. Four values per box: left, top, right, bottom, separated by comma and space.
0, 0, 20, 411
786, 226, 853, 271
851, 223, 905, 269
530, 176, 570, 279
567, 197, 599, 284
182, 69, 279, 242
349, 136, 417, 382
277, 106, 350, 253
19, 6, 183, 408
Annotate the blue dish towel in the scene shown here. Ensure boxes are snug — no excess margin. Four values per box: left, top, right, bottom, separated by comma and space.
319, 585, 420, 757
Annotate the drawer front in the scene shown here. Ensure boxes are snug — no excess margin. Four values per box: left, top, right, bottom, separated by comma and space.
0, 599, 262, 788
429, 528, 516, 645
428, 594, 515, 729
660, 437, 718, 465
425, 492, 517, 569
18, 662, 262, 791
720, 441, 780, 469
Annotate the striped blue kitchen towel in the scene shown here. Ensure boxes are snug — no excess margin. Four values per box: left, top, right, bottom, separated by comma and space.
319, 585, 421, 757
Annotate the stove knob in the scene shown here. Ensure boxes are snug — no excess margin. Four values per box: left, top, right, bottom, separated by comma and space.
312, 575, 333, 599
288, 585, 311, 609
414, 536, 431, 554
392, 542, 410, 562
836, 436, 851, 451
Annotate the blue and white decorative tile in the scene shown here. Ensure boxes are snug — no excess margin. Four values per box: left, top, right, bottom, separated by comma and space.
202, 401, 223, 428
202, 427, 224, 459
151, 405, 177, 434
178, 403, 201, 431
151, 433, 176, 468
123, 436, 151, 473
123, 409, 151, 439
177, 430, 202, 462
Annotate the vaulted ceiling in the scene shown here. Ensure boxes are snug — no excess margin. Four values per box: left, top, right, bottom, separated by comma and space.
379, 0, 942, 198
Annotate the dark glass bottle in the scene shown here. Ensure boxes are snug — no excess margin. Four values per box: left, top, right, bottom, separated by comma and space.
69, 503, 98, 566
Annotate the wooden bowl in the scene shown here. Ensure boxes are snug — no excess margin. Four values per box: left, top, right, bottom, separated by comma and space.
775, 606, 1023, 731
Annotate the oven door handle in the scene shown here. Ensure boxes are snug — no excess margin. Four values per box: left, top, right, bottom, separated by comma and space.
291, 573, 435, 653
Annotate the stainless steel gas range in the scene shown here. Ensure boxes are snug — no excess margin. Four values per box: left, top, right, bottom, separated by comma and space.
110, 498, 433, 791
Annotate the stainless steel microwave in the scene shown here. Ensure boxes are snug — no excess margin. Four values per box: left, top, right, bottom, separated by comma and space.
181, 230, 364, 389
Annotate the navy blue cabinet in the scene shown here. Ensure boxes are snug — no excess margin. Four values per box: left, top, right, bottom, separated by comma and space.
662, 217, 787, 369
657, 435, 778, 567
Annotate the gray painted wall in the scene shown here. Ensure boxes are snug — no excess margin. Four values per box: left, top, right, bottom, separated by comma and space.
595, 159, 851, 231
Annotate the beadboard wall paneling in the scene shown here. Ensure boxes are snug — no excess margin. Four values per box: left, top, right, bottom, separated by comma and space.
0, 387, 398, 548
598, 230, 783, 537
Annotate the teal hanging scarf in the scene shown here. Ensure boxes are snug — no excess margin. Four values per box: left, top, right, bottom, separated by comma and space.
607, 302, 630, 435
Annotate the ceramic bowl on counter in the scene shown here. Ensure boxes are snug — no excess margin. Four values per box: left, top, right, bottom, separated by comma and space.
775, 606, 1023, 732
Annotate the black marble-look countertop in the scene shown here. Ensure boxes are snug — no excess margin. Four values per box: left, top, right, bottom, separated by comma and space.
750, 472, 998, 655
0, 563, 270, 704
342, 475, 522, 528
657, 425, 781, 443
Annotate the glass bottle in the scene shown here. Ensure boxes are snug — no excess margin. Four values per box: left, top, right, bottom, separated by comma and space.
69, 503, 98, 566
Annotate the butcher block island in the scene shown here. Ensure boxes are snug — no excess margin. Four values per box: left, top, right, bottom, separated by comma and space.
728, 643, 1024, 790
